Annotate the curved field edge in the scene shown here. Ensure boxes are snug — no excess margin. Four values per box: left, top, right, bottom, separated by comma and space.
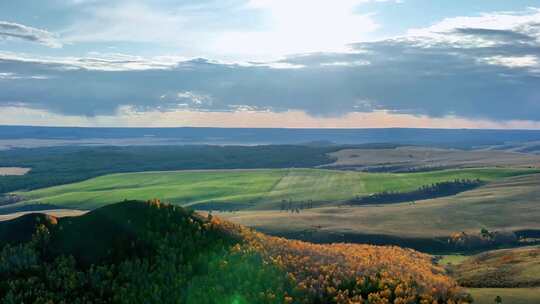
13, 167, 540, 210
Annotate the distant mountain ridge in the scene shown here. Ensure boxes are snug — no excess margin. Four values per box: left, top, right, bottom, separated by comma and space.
2, 125, 540, 148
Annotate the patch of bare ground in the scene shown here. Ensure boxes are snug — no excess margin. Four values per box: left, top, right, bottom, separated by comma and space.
0, 167, 31, 176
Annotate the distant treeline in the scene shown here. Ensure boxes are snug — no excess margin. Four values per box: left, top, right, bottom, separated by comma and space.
0, 145, 338, 194
348, 179, 485, 205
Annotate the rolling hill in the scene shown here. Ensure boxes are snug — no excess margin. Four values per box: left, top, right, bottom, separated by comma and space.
221, 173, 540, 251
322, 147, 540, 171
12, 167, 538, 210
441, 246, 540, 304
452, 245, 540, 288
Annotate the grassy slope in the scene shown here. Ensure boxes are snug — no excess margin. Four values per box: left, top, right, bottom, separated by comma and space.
324, 147, 540, 170
221, 173, 540, 239
14, 168, 538, 210
468, 288, 540, 304
445, 247, 540, 304
453, 246, 540, 288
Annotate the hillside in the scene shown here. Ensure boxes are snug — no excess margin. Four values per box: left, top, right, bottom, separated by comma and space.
222, 174, 540, 251
452, 246, 540, 288
440, 246, 540, 304
323, 147, 540, 171
12, 167, 538, 210
0, 200, 471, 303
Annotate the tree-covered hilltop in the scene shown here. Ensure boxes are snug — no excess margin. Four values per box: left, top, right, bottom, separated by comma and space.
0, 200, 471, 303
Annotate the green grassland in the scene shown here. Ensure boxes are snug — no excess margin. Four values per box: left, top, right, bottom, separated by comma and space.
14, 167, 538, 210
221, 173, 540, 243
437, 254, 470, 266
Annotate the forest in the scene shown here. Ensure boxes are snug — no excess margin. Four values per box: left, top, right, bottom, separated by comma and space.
0, 200, 472, 304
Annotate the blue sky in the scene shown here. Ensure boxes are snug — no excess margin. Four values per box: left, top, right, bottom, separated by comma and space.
0, 1, 539, 128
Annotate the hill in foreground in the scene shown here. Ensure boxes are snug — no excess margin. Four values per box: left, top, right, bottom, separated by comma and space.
0, 200, 471, 303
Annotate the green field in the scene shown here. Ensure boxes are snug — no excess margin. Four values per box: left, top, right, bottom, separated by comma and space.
14, 167, 539, 210
437, 254, 470, 266
221, 173, 540, 248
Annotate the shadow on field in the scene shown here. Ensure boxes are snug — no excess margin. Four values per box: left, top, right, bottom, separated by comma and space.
259, 229, 540, 254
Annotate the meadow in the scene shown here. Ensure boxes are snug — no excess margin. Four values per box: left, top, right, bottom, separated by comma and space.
13, 167, 538, 210
323, 147, 540, 171
222, 173, 540, 250
0, 145, 336, 194
467, 288, 540, 304
440, 246, 540, 304
453, 246, 540, 288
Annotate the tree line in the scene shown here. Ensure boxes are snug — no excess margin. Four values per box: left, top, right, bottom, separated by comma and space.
348, 179, 484, 205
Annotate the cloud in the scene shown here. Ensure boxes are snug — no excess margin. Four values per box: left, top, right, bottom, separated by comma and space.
481, 55, 539, 69
0, 21, 62, 48
0, 72, 50, 80
0, 7, 539, 125
405, 7, 540, 48
453, 28, 535, 43
216, 0, 380, 58
61, 0, 384, 60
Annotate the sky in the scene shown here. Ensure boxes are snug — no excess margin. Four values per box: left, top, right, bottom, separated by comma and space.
0, 0, 539, 128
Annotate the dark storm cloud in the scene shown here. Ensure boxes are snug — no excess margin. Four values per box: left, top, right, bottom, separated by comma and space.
0, 23, 539, 121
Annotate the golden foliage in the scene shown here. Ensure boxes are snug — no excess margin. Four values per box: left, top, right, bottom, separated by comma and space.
210, 215, 471, 304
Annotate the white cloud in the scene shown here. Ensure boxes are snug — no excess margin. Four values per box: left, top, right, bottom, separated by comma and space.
61, 2, 202, 54
481, 55, 539, 69
320, 60, 370, 67
175, 91, 213, 106
405, 7, 540, 48
60, 0, 384, 61
249, 62, 306, 69
0, 21, 62, 48
0, 51, 187, 71
214, 0, 380, 60
0, 72, 51, 80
